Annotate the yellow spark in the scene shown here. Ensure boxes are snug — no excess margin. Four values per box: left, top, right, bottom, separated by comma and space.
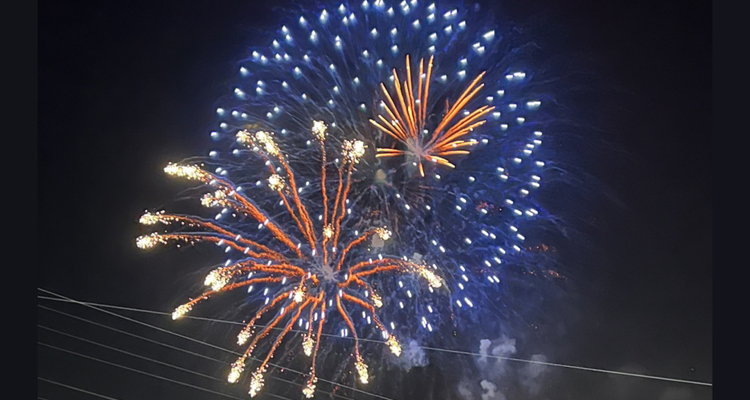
312, 120, 327, 141
172, 303, 192, 320
302, 334, 314, 356
415, 265, 443, 288
268, 174, 286, 191
139, 211, 165, 225
204, 268, 231, 291
204, 269, 219, 286
237, 129, 281, 157
293, 288, 305, 303
201, 190, 228, 208
303, 377, 317, 398
249, 370, 265, 397
236, 129, 253, 145
136, 233, 163, 249
237, 329, 251, 346
164, 163, 206, 181
342, 140, 367, 164
371, 293, 383, 308
228, 357, 245, 383
386, 336, 401, 357
375, 227, 392, 241
355, 356, 369, 384
323, 224, 334, 239
254, 131, 281, 157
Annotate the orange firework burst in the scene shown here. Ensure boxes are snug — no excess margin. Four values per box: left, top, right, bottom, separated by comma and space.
371, 55, 495, 177
137, 121, 443, 398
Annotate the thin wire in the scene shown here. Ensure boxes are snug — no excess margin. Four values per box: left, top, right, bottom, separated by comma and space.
39, 305, 228, 364
36, 314, 352, 400
38, 377, 123, 400
39, 293, 713, 387
37, 295, 382, 343
39, 289, 382, 400
419, 346, 713, 387
38, 327, 301, 400
37, 296, 226, 323
38, 342, 250, 400
39, 324, 219, 382
38, 288, 394, 400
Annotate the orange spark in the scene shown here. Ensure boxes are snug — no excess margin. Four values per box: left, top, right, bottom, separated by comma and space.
371, 55, 495, 176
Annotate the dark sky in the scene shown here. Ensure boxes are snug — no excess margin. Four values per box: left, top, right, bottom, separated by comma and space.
38, 0, 711, 399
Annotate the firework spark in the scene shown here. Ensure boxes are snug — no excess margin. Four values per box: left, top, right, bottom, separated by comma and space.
372, 55, 494, 177
138, 121, 444, 397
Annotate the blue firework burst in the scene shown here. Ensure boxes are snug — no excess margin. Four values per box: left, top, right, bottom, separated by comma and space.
140, 0, 562, 397
212, 0, 556, 329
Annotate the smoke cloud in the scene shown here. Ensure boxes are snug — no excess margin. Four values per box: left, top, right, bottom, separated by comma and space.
392, 339, 429, 371
458, 336, 550, 400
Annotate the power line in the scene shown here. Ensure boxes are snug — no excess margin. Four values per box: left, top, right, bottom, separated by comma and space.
418, 346, 713, 387
38, 292, 383, 400
38, 296, 217, 321
38, 377, 122, 400
37, 295, 385, 344
38, 292, 713, 387
37, 294, 382, 345
37, 313, 354, 400
39, 304, 229, 364
39, 325, 219, 382
39, 342, 250, 400
39, 288, 394, 400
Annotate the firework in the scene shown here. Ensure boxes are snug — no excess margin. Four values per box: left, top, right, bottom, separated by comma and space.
210, 0, 555, 329
372, 55, 494, 177
138, 121, 444, 397
140, 0, 563, 397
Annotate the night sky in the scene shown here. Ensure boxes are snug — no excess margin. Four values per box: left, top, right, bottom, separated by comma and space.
38, 0, 711, 399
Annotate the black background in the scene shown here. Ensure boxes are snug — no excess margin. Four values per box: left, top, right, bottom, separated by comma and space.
38, 0, 712, 399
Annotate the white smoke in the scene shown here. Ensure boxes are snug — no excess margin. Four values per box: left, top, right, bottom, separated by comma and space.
459, 337, 549, 399
480, 380, 507, 400
459, 342, 703, 399
457, 380, 475, 400
391, 339, 428, 371
519, 354, 548, 395
477, 336, 518, 379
